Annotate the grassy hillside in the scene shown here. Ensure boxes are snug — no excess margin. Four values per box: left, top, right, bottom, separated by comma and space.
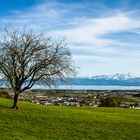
0, 98, 140, 140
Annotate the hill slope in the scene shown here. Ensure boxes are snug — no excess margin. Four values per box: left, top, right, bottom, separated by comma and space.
0, 98, 140, 140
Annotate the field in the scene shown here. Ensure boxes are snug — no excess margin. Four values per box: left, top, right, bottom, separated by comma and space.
0, 98, 140, 140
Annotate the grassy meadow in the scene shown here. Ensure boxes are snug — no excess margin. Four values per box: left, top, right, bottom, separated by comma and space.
0, 98, 140, 140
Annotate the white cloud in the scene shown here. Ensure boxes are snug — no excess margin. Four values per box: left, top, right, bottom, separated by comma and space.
1, 1, 140, 75
49, 12, 140, 44
46, 11, 140, 60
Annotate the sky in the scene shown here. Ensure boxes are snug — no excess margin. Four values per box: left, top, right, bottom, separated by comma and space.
1, 0, 140, 76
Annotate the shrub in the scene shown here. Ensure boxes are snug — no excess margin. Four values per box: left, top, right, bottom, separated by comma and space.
0, 90, 12, 99
100, 96, 124, 107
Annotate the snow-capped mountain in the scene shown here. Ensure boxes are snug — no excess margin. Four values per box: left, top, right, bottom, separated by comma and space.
90, 73, 138, 80
68, 73, 140, 86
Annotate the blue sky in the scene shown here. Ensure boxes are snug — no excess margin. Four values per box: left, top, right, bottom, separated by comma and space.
1, 0, 140, 76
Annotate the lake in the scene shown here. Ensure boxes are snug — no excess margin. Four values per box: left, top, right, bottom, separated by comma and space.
32, 85, 140, 90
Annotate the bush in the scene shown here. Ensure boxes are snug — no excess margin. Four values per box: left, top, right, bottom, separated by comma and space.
0, 90, 12, 99
100, 96, 124, 107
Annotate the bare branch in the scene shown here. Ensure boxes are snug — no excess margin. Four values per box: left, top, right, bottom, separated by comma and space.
0, 27, 76, 95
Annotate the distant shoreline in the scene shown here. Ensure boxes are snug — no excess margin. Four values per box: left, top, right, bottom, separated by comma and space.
32, 85, 140, 91
31, 89, 140, 93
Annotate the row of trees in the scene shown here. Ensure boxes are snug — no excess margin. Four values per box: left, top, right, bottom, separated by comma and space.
100, 96, 124, 107
0, 27, 76, 109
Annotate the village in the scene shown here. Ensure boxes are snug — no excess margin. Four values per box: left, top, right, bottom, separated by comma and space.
18, 89, 140, 109
19, 92, 100, 107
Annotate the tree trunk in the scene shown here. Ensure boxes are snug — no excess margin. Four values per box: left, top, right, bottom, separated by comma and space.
12, 93, 19, 110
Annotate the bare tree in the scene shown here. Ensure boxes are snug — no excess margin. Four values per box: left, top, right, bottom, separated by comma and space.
0, 27, 76, 109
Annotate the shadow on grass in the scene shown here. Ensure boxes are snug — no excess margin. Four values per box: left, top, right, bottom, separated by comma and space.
0, 104, 12, 109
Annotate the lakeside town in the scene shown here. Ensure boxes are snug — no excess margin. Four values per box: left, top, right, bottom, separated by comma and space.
16, 89, 140, 109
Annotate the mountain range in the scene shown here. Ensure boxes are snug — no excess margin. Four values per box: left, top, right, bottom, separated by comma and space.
67, 73, 140, 86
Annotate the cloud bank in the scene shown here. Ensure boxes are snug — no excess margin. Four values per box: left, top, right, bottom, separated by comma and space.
1, 0, 140, 75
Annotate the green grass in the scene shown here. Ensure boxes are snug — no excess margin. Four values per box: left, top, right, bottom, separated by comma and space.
0, 98, 140, 140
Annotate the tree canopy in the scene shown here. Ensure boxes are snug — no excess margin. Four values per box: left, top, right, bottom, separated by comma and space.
0, 27, 76, 109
